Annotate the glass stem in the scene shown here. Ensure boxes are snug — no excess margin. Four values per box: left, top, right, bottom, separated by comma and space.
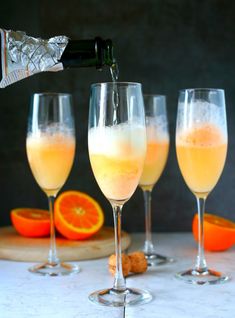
48, 195, 59, 265
112, 204, 126, 292
195, 196, 207, 272
143, 190, 154, 255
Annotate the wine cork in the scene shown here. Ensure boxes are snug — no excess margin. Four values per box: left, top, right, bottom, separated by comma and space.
108, 254, 131, 277
108, 251, 147, 276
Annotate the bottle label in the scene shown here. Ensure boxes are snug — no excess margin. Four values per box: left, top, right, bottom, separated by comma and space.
0, 29, 69, 88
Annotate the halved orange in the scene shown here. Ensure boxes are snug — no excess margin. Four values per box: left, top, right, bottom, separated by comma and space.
192, 213, 235, 251
54, 190, 104, 240
11, 208, 50, 237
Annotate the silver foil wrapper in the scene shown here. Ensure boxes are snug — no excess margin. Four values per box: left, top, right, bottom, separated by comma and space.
0, 29, 69, 88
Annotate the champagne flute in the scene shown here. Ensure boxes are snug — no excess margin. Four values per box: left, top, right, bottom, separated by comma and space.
175, 88, 228, 284
139, 95, 174, 266
88, 82, 152, 306
26, 93, 80, 276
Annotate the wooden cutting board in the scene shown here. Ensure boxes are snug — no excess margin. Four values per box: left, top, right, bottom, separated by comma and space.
0, 226, 131, 262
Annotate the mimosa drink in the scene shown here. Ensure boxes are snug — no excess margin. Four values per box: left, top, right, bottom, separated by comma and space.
176, 124, 227, 198
88, 82, 153, 306
175, 88, 228, 285
89, 124, 146, 203
27, 132, 75, 196
139, 139, 169, 191
138, 97, 172, 266
26, 92, 79, 276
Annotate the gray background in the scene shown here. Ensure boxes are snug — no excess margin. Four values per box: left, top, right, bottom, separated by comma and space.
0, 0, 234, 232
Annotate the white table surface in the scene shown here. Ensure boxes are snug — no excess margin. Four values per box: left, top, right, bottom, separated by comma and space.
0, 233, 234, 318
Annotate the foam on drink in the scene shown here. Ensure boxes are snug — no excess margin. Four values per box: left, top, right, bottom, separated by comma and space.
88, 122, 146, 203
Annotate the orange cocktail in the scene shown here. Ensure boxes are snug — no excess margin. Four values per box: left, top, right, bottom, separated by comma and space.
139, 139, 169, 191
26, 92, 80, 276
176, 124, 227, 198
139, 95, 172, 266
175, 88, 228, 284
27, 133, 75, 196
89, 124, 146, 203
88, 82, 153, 306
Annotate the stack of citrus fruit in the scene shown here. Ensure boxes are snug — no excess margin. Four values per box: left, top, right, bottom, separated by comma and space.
192, 213, 235, 251
11, 191, 104, 240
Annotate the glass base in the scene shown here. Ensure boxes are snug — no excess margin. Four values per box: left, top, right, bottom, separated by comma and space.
175, 268, 229, 285
89, 287, 152, 307
28, 261, 80, 276
145, 253, 175, 267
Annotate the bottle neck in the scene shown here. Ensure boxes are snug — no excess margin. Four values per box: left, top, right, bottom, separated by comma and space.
59, 37, 114, 69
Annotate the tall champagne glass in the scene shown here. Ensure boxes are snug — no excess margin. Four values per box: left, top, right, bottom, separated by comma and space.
26, 93, 80, 276
88, 82, 152, 306
175, 88, 228, 284
139, 95, 173, 266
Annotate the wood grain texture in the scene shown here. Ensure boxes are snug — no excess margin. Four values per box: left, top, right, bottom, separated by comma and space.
0, 226, 131, 262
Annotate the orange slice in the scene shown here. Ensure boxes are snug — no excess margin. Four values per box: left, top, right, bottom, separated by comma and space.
11, 208, 50, 237
54, 190, 104, 240
192, 213, 235, 251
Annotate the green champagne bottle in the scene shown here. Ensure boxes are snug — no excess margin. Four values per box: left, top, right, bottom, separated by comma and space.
60, 37, 114, 69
